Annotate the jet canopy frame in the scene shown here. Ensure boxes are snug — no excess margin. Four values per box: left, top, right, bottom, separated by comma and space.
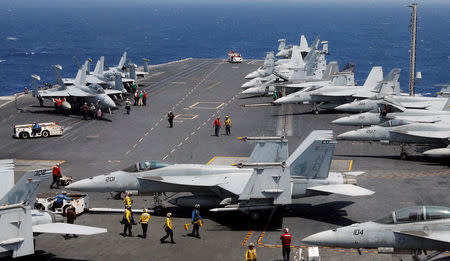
123, 161, 172, 172
375, 206, 450, 224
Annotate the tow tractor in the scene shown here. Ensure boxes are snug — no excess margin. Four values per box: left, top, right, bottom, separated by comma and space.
34, 192, 89, 215
13, 122, 63, 139
228, 50, 243, 63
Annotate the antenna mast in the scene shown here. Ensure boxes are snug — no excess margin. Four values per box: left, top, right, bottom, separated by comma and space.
408, 2, 418, 96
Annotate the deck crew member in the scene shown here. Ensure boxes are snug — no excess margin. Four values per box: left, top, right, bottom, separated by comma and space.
167, 111, 175, 128
213, 117, 221, 136
190, 204, 202, 238
280, 228, 292, 261
65, 206, 78, 239
122, 206, 133, 237
51, 162, 62, 189
89, 103, 96, 120
224, 116, 232, 135
139, 209, 151, 238
31, 122, 41, 136
143, 90, 147, 106
160, 212, 175, 243
51, 191, 71, 211
82, 102, 89, 120
245, 243, 257, 261
125, 98, 131, 114
123, 192, 133, 208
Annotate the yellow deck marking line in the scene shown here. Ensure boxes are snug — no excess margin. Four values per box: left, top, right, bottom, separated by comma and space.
206, 81, 221, 90
161, 92, 241, 160
348, 160, 353, 171
241, 230, 253, 246
206, 156, 217, 165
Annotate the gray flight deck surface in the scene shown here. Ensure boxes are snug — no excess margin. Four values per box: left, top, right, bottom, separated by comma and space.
0, 58, 448, 261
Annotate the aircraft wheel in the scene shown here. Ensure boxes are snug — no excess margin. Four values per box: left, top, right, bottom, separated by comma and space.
400, 152, 408, 160
41, 130, 50, 138
312, 109, 319, 114
153, 205, 165, 216
20, 132, 29, 139
34, 203, 45, 211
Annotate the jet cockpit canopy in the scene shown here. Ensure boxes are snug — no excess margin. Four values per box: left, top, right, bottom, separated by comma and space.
123, 161, 173, 172
375, 206, 450, 224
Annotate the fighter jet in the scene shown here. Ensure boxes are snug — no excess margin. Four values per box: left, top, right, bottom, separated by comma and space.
0, 160, 107, 258
302, 205, 450, 261
244, 52, 275, 79
335, 91, 450, 113
276, 35, 311, 58
60, 59, 128, 94
274, 67, 398, 114
67, 131, 373, 217
332, 97, 450, 127
31, 64, 117, 111
337, 122, 450, 159
242, 41, 330, 96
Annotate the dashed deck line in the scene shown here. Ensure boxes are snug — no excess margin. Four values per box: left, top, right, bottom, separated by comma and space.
125, 61, 225, 156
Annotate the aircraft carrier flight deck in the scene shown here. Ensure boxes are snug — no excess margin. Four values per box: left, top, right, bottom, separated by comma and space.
0, 58, 448, 261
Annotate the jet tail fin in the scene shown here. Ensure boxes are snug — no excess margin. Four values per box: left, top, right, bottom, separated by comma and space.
290, 46, 305, 68
286, 130, 336, 179
277, 39, 286, 51
0, 159, 14, 200
322, 61, 339, 80
299, 35, 309, 52
362, 66, 383, 89
51, 65, 67, 90
114, 74, 125, 92
93, 59, 102, 75
0, 168, 52, 206
74, 64, 87, 86
263, 52, 275, 67
118, 51, 127, 69
143, 58, 150, 73
377, 68, 401, 94
31, 75, 40, 97
129, 64, 136, 80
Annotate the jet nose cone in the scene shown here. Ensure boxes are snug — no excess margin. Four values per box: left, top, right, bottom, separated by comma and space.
241, 81, 253, 88
245, 72, 258, 79
334, 103, 354, 112
336, 130, 359, 140
273, 96, 290, 105
66, 179, 88, 191
242, 87, 260, 95
331, 117, 348, 125
422, 148, 450, 158
302, 230, 337, 246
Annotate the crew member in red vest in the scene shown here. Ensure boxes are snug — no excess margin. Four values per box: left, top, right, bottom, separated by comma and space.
51, 163, 62, 189
280, 228, 292, 261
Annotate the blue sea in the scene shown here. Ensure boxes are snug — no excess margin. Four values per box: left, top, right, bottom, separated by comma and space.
0, 0, 448, 96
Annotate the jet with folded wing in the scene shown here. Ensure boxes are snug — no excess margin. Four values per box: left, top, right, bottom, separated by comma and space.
31, 64, 117, 111
332, 97, 450, 127
337, 122, 450, 159
67, 131, 373, 217
0, 160, 107, 258
302, 205, 450, 261
274, 67, 398, 114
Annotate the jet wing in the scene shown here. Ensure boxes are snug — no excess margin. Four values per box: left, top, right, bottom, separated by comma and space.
400, 102, 431, 109
394, 230, 450, 244
32, 223, 107, 235
392, 130, 450, 139
312, 90, 357, 97
138, 173, 252, 195
307, 184, 375, 196
122, 78, 135, 83
104, 89, 123, 95
391, 115, 449, 124
38, 90, 71, 97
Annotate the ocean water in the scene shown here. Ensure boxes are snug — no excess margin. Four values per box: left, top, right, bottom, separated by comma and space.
0, 0, 448, 96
